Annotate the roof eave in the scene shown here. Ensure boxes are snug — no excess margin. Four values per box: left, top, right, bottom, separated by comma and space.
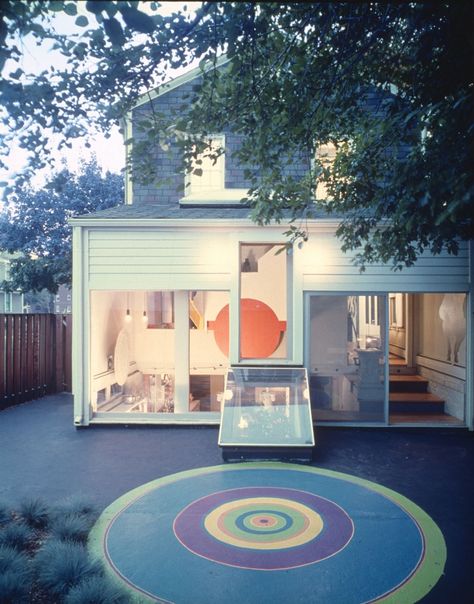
131, 55, 231, 110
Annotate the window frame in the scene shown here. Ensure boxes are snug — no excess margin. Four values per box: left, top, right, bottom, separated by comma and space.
180, 133, 249, 205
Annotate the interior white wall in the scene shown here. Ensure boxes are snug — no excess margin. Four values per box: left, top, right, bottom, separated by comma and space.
310, 295, 349, 370
90, 291, 127, 376
241, 246, 287, 318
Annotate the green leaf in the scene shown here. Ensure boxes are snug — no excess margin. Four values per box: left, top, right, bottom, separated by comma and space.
49, 1, 65, 12
85, 1, 104, 15
63, 3, 77, 16
9, 68, 23, 80
103, 17, 126, 47
119, 7, 156, 33
75, 15, 89, 27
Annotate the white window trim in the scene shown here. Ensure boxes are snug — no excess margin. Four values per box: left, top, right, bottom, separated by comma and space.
180, 189, 250, 205
181, 134, 249, 205
184, 134, 225, 195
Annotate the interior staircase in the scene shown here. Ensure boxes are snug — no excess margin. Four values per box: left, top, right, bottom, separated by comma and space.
389, 363, 444, 421
389, 374, 445, 415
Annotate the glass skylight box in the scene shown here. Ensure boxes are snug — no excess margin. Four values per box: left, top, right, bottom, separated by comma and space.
218, 367, 315, 461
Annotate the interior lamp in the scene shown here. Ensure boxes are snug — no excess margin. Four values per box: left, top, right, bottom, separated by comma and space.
224, 389, 233, 401
238, 415, 249, 429
142, 292, 148, 324
124, 292, 132, 323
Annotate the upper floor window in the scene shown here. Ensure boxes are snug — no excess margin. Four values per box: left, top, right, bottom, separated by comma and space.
315, 142, 337, 200
185, 135, 225, 197
181, 134, 248, 205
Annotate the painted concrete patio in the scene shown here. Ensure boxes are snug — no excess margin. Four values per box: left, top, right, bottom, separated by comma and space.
0, 394, 472, 602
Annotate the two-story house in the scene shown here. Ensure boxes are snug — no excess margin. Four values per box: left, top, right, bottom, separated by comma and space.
70, 63, 473, 430
0, 254, 24, 313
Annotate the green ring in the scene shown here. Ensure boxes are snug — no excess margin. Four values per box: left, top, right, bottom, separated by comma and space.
220, 503, 304, 542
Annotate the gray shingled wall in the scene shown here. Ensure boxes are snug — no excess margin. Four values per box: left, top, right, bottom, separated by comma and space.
131, 74, 310, 206
130, 74, 395, 207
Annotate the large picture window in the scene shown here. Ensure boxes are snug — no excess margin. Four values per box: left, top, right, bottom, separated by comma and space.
189, 291, 229, 413
89, 290, 229, 416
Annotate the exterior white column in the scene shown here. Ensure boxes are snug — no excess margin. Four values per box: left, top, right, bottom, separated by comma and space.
174, 291, 189, 413
72, 226, 88, 425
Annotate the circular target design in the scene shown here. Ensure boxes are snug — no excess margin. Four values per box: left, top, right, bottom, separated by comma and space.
92, 464, 447, 604
204, 496, 323, 549
173, 487, 353, 569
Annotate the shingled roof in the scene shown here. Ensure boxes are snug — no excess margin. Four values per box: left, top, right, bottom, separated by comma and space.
71, 202, 331, 222
72, 202, 253, 221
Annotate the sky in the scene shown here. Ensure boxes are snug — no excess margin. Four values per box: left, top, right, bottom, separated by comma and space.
0, 1, 202, 188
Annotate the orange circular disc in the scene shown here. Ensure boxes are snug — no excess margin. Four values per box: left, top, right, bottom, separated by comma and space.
208, 298, 286, 358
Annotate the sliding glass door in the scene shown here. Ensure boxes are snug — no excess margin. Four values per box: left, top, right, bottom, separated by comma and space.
306, 294, 387, 423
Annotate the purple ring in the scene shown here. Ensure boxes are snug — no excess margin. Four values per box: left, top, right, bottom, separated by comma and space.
173, 486, 354, 570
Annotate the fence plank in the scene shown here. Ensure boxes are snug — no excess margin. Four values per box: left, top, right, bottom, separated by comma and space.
20, 316, 28, 403
55, 315, 64, 393
0, 313, 72, 409
39, 315, 46, 395
64, 315, 72, 392
12, 315, 22, 404
26, 314, 35, 399
5, 315, 14, 408
0, 316, 5, 407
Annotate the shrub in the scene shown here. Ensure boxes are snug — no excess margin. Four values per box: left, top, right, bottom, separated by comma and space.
0, 546, 32, 603
0, 544, 31, 577
55, 496, 98, 520
18, 497, 49, 529
0, 571, 31, 604
65, 575, 129, 604
0, 522, 34, 551
35, 539, 103, 596
0, 501, 12, 526
50, 513, 94, 544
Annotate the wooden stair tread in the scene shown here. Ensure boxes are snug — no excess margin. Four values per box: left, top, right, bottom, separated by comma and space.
389, 375, 428, 383
390, 413, 462, 425
389, 366, 417, 375
389, 392, 444, 403
389, 357, 406, 365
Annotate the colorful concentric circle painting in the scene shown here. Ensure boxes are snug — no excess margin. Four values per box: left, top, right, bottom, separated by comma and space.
89, 463, 446, 604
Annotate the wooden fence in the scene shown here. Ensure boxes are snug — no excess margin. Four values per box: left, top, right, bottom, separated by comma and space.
0, 314, 72, 410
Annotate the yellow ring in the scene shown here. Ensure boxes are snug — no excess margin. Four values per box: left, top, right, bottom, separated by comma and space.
204, 497, 323, 550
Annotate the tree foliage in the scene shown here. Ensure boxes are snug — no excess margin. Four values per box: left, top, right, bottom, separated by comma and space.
1, 1, 473, 269
0, 160, 123, 292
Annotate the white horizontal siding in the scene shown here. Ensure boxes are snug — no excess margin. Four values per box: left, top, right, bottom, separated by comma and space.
301, 233, 469, 292
86, 224, 470, 293
88, 229, 232, 290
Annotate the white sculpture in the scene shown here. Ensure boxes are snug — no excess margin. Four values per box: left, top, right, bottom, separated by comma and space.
438, 294, 466, 364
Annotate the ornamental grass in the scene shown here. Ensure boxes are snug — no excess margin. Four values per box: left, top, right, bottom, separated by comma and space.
0, 497, 126, 603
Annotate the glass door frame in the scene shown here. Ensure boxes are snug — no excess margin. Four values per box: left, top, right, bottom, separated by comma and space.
303, 291, 390, 426
229, 237, 300, 366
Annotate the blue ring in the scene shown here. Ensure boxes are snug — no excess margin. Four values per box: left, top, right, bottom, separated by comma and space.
235, 510, 292, 535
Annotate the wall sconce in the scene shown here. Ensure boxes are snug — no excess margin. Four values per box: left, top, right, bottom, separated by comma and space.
124, 292, 132, 323
142, 292, 148, 323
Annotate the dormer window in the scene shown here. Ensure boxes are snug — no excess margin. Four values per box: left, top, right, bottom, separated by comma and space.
180, 134, 249, 206
315, 142, 337, 200
185, 135, 225, 196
